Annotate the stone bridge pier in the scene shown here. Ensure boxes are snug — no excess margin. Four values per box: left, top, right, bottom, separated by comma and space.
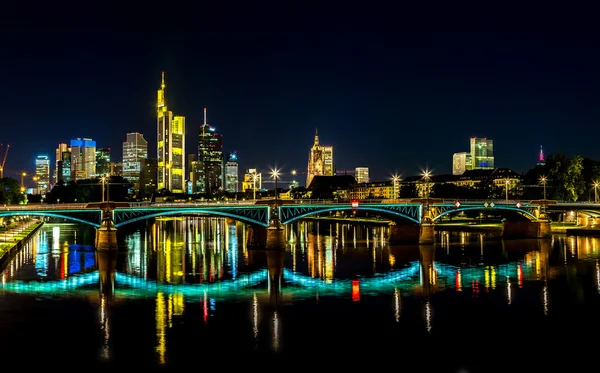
96, 209, 118, 251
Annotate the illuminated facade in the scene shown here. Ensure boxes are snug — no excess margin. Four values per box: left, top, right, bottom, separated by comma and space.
452, 152, 472, 175
54, 143, 68, 184
35, 155, 50, 193
157, 72, 186, 193
58, 151, 71, 182
242, 169, 262, 192
306, 130, 334, 187
355, 167, 369, 183
225, 152, 239, 193
470, 137, 494, 169
70, 138, 96, 180
123, 132, 148, 190
110, 162, 123, 176
96, 148, 111, 177
196, 108, 224, 194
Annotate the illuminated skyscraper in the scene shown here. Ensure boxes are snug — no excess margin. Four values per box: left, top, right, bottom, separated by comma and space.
54, 143, 68, 184
70, 138, 96, 180
242, 169, 262, 192
35, 155, 50, 193
225, 152, 239, 193
452, 152, 472, 175
306, 130, 334, 187
197, 108, 224, 194
157, 72, 186, 193
469, 137, 494, 169
58, 150, 71, 182
122, 132, 148, 190
355, 167, 369, 183
96, 148, 111, 177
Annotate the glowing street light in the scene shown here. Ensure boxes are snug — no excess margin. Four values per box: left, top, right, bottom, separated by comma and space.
540, 176, 547, 201
421, 170, 431, 199
252, 172, 259, 200
271, 168, 281, 203
392, 174, 401, 200
20, 171, 27, 193
505, 178, 510, 201
594, 181, 599, 203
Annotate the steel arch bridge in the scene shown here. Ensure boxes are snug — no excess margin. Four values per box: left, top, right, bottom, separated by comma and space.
0, 201, 542, 228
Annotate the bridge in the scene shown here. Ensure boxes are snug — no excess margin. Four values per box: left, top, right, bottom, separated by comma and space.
4, 199, 596, 248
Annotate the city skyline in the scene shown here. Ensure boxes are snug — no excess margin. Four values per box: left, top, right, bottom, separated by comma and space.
3, 29, 600, 181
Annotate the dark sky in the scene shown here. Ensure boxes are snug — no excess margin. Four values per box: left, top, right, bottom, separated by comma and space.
2, 6, 600, 185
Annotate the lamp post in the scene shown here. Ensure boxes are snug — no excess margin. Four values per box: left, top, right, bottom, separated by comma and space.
21, 171, 27, 193
101, 176, 106, 202
594, 181, 599, 203
252, 172, 258, 200
392, 174, 400, 200
271, 168, 281, 204
539, 176, 548, 212
505, 178, 510, 202
291, 170, 297, 188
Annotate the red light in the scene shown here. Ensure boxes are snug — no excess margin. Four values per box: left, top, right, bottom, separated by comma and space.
352, 280, 360, 302
351, 200, 359, 208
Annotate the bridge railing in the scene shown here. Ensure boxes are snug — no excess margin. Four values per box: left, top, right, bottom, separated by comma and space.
1, 203, 88, 210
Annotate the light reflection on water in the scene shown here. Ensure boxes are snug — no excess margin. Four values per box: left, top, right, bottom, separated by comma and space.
1, 220, 600, 369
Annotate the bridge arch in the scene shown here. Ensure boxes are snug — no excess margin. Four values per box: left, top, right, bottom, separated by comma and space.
0, 211, 101, 227
432, 206, 537, 222
281, 205, 421, 225
114, 209, 270, 228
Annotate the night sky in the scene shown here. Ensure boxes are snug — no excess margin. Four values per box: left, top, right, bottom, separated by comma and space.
2, 7, 599, 185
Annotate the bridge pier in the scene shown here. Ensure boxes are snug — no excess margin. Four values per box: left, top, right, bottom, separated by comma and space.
388, 222, 420, 244
96, 214, 118, 251
266, 250, 284, 305
419, 245, 435, 295
502, 219, 551, 239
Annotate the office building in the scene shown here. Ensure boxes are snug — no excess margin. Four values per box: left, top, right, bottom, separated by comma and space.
110, 162, 123, 177
35, 155, 50, 193
225, 152, 239, 193
54, 143, 68, 184
58, 150, 71, 183
452, 152, 472, 175
96, 148, 111, 177
306, 130, 334, 187
197, 108, 224, 194
242, 169, 262, 192
139, 158, 158, 198
470, 137, 494, 169
157, 72, 186, 193
70, 138, 96, 180
355, 167, 369, 183
122, 132, 148, 189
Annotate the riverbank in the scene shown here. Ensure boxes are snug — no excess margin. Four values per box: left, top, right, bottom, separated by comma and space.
0, 220, 44, 269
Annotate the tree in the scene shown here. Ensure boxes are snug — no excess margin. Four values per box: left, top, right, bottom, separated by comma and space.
565, 155, 585, 201
400, 183, 418, 198
0, 177, 26, 205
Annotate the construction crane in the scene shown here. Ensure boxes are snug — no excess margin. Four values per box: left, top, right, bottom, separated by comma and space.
0, 143, 9, 179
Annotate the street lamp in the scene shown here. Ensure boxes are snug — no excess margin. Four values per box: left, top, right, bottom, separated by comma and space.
271, 168, 281, 204
540, 176, 547, 201
392, 174, 401, 200
252, 172, 259, 200
21, 171, 27, 193
421, 170, 431, 199
594, 181, 599, 203
505, 178, 510, 202
291, 170, 297, 188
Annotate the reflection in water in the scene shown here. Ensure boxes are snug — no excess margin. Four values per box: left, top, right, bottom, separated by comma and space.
4, 221, 600, 368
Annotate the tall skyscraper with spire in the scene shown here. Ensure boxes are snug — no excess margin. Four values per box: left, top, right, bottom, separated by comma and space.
157, 72, 186, 193
197, 108, 224, 194
306, 129, 334, 187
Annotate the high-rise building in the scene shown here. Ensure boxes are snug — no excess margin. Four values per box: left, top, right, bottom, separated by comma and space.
96, 148, 111, 177
54, 143, 68, 184
122, 132, 148, 189
110, 162, 123, 177
139, 158, 158, 198
470, 137, 494, 169
355, 167, 369, 183
225, 152, 239, 193
70, 138, 96, 180
242, 169, 262, 192
452, 152, 472, 175
197, 108, 224, 194
306, 130, 334, 186
58, 150, 71, 183
537, 145, 545, 166
157, 72, 186, 193
35, 155, 50, 193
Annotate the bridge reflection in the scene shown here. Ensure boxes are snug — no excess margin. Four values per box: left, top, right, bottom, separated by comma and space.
4, 220, 600, 361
